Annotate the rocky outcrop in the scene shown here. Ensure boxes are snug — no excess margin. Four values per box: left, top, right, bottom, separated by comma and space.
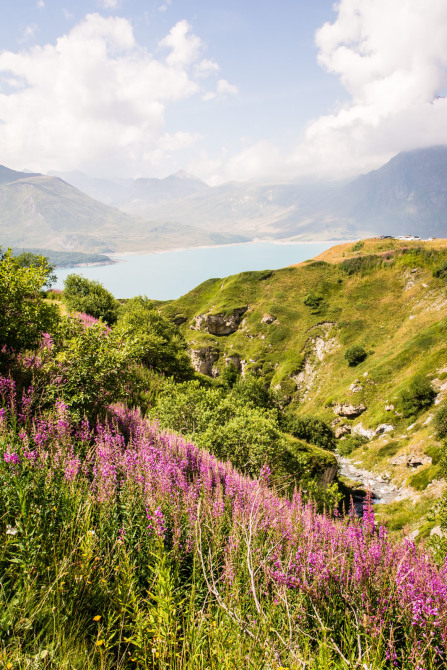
333, 403, 367, 418
190, 347, 219, 377
375, 423, 394, 435
335, 424, 351, 438
261, 314, 276, 324
391, 453, 432, 468
352, 422, 375, 439
191, 307, 248, 336
319, 465, 338, 487
292, 323, 338, 398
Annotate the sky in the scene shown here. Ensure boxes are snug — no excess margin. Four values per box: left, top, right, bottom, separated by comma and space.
1, 0, 447, 184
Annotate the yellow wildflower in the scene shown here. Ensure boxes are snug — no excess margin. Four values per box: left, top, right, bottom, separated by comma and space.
93, 615, 101, 622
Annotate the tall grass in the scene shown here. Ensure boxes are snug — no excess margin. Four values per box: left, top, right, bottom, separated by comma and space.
0, 378, 446, 669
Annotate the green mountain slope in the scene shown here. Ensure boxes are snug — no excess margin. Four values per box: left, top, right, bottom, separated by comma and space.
161, 238, 447, 533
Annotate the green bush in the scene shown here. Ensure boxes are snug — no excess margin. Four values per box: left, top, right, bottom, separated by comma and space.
399, 375, 436, 418
0, 249, 59, 360
41, 318, 140, 421
434, 403, 447, 439
303, 293, 324, 311
339, 255, 382, 275
117, 297, 194, 381
337, 434, 368, 457
63, 274, 119, 325
344, 345, 367, 366
433, 260, 447, 279
285, 416, 336, 451
350, 241, 364, 252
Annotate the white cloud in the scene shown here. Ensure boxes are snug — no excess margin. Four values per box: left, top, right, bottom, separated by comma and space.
0, 14, 223, 177
37, 0, 45, 8
195, 58, 220, 78
218, 0, 447, 183
98, 0, 120, 9
20, 24, 38, 43
293, 0, 447, 178
202, 78, 238, 101
159, 19, 202, 67
158, 0, 172, 12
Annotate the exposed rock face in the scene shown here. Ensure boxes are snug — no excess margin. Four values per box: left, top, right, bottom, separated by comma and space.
385, 404, 395, 411
172, 315, 187, 326
319, 465, 338, 487
292, 323, 338, 399
333, 403, 367, 418
261, 314, 276, 324
375, 424, 394, 435
191, 307, 248, 336
335, 424, 351, 438
190, 347, 219, 377
391, 453, 432, 468
352, 422, 375, 439
349, 383, 363, 393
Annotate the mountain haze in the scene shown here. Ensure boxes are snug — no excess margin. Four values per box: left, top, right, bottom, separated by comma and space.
0, 168, 247, 252
51, 146, 447, 244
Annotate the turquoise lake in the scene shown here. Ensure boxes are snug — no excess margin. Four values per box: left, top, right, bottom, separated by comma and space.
55, 241, 336, 300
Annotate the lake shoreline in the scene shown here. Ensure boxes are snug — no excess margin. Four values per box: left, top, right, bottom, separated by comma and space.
54, 240, 340, 300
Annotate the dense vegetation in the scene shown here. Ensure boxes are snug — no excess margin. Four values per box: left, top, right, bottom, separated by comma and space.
1, 241, 447, 668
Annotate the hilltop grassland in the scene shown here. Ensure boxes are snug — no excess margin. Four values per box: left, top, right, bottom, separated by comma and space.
161, 239, 447, 533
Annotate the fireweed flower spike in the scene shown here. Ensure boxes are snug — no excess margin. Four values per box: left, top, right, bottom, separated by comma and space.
0, 377, 446, 667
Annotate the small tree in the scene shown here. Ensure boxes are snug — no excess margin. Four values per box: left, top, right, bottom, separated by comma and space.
63, 274, 119, 325
434, 403, 447, 439
285, 415, 336, 451
43, 318, 139, 421
116, 297, 194, 380
0, 249, 59, 359
344, 345, 367, 366
400, 374, 436, 418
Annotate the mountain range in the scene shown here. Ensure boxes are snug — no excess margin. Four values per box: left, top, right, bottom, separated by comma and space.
2, 145, 447, 253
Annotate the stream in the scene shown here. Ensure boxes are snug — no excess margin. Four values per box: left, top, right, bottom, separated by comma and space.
337, 455, 400, 512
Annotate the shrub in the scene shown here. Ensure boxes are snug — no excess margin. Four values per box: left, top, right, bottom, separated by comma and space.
432, 260, 447, 279
345, 345, 367, 366
63, 274, 119, 325
303, 293, 324, 311
117, 297, 194, 381
400, 375, 436, 418
337, 434, 368, 456
42, 318, 140, 421
350, 241, 364, 252
434, 403, 447, 439
0, 249, 59, 360
339, 255, 382, 275
285, 416, 336, 451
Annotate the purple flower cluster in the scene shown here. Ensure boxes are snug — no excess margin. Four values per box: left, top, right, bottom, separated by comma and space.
1, 381, 446, 666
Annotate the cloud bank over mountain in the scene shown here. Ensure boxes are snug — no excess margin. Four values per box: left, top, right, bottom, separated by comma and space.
215, 0, 447, 183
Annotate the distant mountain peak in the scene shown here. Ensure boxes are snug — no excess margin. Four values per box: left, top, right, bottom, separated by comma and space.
172, 169, 202, 181
0, 165, 41, 185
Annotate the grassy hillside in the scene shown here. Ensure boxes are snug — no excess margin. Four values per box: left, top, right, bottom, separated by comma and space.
161, 238, 447, 532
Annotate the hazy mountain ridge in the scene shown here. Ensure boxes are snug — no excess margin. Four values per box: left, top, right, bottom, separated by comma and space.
50, 146, 447, 244
0, 169, 247, 252
2, 145, 447, 253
